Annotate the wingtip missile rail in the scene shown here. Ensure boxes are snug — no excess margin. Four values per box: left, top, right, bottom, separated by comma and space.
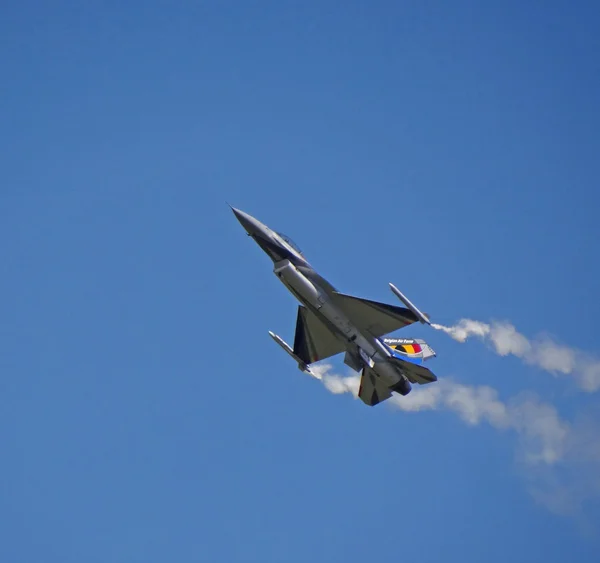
268, 331, 320, 379
389, 283, 431, 325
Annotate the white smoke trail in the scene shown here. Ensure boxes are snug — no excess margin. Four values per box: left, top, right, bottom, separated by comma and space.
311, 363, 600, 516
314, 363, 567, 466
431, 320, 600, 392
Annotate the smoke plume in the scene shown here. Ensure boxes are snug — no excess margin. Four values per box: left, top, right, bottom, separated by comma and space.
312, 363, 567, 465
310, 363, 600, 517
431, 320, 600, 392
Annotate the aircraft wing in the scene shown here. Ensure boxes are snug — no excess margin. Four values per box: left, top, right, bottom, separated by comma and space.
330, 292, 419, 337
293, 306, 347, 364
358, 367, 393, 406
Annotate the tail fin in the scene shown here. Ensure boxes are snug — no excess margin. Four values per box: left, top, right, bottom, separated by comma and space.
383, 338, 436, 363
415, 339, 436, 361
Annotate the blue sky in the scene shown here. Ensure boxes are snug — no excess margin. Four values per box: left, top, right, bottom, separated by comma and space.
1, 1, 600, 561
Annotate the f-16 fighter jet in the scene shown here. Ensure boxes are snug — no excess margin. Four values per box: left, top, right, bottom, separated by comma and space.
231, 207, 438, 406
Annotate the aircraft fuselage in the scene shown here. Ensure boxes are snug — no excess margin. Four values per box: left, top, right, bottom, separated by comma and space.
230, 206, 437, 403
273, 258, 411, 394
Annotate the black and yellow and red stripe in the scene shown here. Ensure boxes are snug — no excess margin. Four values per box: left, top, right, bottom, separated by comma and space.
393, 343, 422, 355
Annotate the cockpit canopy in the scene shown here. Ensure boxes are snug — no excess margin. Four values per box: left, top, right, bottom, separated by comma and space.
276, 232, 303, 255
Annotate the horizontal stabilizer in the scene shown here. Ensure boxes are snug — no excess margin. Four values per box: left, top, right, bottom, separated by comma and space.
358, 368, 392, 407
390, 356, 437, 385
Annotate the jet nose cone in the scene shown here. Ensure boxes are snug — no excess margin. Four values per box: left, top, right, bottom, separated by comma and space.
231, 207, 262, 236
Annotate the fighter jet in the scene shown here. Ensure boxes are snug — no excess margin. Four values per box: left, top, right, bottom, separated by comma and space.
231, 207, 438, 406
